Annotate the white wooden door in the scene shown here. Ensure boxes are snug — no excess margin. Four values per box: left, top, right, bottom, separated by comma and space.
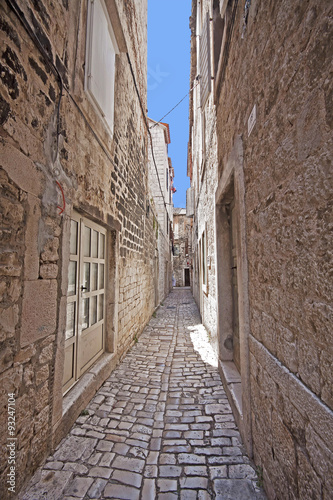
63, 213, 106, 393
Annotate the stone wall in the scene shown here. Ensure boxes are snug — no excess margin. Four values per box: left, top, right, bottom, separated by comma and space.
0, 0, 154, 496
148, 119, 173, 302
188, 0, 219, 355
213, 0, 333, 497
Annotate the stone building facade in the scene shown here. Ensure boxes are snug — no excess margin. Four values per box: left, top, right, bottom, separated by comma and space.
148, 118, 174, 302
173, 208, 193, 288
187, 0, 220, 355
189, 0, 333, 498
0, 0, 158, 495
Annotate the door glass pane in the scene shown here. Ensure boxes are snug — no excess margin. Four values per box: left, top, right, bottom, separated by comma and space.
83, 263, 90, 291
82, 298, 89, 330
70, 220, 78, 255
92, 263, 98, 291
92, 230, 98, 258
99, 233, 105, 259
98, 294, 104, 321
66, 302, 75, 340
68, 261, 77, 296
99, 264, 104, 289
91, 295, 97, 326
83, 226, 91, 257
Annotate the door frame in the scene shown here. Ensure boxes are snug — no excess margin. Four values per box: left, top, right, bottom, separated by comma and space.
63, 212, 108, 394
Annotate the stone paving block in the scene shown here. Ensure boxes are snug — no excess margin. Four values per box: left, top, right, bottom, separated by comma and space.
104, 484, 140, 499
158, 478, 178, 491
112, 469, 142, 488
44, 461, 64, 470
180, 476, 208, 489
126, 438, 149, 448
229, 464, 258, 479
113, 442, 130, 455
146, 451, 159, 464
198, 490, 212, 499
163, 444, 191, 453
184, 430, 204, 439
222, 446, 242, 456
144, 464, 158, 477
210, 465, 228, 479
163, 430, 182, 438
212, 428, 240, 437
184, 465, 208, 476
158, 493, 178, 500
105, 433, 126, 443
180, 490, 197, 500
96, 440, 114, 452
64, 477, 94, 497
87, 452, 102, 465
87, 478, 107, 498
53, 436, 97, 462
88, 467, 112, 479
113, 455, 145, 473
178, 453, 206, 465
62, 463, 88, 475
159, 465, 182, 477
211, 437, 231, 446
99, 452, 115, 467
213, 479, 257, 499
194, 446, 222, 455
142, 479, 156, 500
160, 453, 177, 464
21, 470, 73, 500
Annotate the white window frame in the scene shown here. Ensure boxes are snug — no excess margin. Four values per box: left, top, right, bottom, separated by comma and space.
200, 226, 208, 294
85, 0, 119, 135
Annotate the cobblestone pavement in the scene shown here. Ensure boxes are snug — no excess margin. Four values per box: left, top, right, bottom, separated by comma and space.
21, 288, 265, 500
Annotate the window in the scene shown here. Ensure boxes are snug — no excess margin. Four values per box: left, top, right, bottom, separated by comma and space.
202, 231, 206, 286
85, 0, 119, 134
199, 11, 211, 107
174, 222, 179, 239
201, 228, 208, 292
213, 0, 238, 94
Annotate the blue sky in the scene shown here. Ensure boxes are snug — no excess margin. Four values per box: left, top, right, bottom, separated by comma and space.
147, 0, 192, 208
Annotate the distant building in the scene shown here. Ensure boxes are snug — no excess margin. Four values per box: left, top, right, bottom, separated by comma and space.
148, 118, 174, 302
173, 208, 193, 287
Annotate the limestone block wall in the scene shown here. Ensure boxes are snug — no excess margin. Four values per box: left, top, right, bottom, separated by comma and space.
0, 0, 154, 496
148, 119, 173, 302
188, 0, 219, 355
213, 0, 333, 497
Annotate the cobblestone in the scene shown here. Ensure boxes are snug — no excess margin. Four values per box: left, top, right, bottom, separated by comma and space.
20, 289, 265, 499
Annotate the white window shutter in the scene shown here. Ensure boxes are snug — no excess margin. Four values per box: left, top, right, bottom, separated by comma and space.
87, 0, 117, 134
200, 12, 211, 107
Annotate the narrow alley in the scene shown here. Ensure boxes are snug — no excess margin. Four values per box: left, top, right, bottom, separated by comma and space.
20, 289, 264, 500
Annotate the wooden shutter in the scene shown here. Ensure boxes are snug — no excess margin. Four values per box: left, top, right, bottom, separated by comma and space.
88, 0, 117, 132
200, 13, 211, 107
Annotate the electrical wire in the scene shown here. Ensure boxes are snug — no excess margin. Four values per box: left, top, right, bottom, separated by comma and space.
126, 53, 170, 214
150, 76, 201, 130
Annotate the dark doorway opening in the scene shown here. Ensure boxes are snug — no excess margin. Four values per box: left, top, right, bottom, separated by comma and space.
184, 268, 190, 286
